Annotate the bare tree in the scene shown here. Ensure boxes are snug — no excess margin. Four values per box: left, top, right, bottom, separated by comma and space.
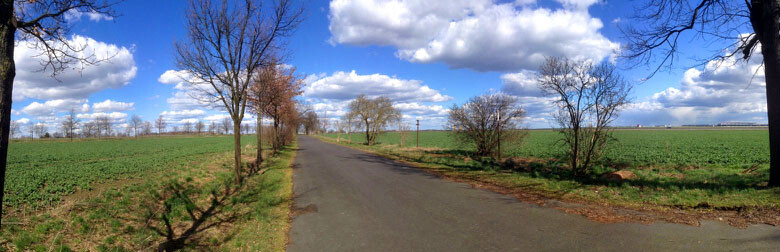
448, 93, 526, 158
82, 121, 97, 138
208, 121, 217, 134
32, 123, 47, 139
142, 121, 152, 136
623, 0, 780, 185
175, 0, 303, 183
183, 121, 192, 134
61, 108, 79, 141
538, 57, 632, 177
195, 120, 204, 135
155, 115, 167, 135
96, 115, 112, 137
9, 120, 18, 139
347, 95, 401, 145
130, 115, 143, 138
220, 117, 233, 135
342, 113, 354, 143
300, 111, 318, 135
0, 0, 120, 224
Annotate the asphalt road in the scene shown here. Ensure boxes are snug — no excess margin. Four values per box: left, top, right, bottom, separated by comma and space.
287, 136, 780, 252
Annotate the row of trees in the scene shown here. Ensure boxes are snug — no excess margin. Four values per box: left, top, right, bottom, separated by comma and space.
9, 113, 244, 140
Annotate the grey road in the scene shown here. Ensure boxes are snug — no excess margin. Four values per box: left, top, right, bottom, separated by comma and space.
287, 136, 780, 251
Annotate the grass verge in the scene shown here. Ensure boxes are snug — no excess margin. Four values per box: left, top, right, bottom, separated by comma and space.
1, 139, 297, 251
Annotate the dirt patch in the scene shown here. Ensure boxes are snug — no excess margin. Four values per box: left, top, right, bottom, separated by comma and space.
290, 204, 318, 217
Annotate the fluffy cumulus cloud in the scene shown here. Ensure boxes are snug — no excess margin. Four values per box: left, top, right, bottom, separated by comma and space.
13, 35, 137, 101
619, 47, 767, 126
76, 112, 128, 123
20, 99, 89, 117
329, 0, 618, 72
304, 70, 451, 102
92, 99, 134, 113
499, 71, 557, 127
158, 70, 214, 110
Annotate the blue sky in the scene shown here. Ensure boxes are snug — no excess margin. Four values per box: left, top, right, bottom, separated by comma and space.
10, 0, 765, 133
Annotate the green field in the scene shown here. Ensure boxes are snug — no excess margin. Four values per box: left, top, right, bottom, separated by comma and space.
2, 136, 296, 251
5, 136, 257, 209
322, 129, 777, 209
327, 129, 769, 170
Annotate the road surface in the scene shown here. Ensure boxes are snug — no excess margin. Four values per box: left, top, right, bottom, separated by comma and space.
287, 136, 779, 251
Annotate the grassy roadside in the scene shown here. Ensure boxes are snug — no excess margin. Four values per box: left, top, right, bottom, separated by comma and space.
314, 134, 780, 222
1, 139, 297, 251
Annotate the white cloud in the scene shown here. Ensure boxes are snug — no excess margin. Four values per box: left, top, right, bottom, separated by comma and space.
15, 118, 30, 124
158, 70, 214, 110
500, 71, 545, 97
76, 112, 128, 123
161, 109, 207, 119
329, 0, 618, 72
304, 70, 451, 102
13, 35, 137, 100
620, 43, 767, 126
20, 99, 89, 117
92, 99, 134, 113
64, 9, 114, 22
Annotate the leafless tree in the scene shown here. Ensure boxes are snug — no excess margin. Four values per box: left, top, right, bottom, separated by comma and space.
195, 120, 204, 135
0, 0, 120, 224
172, 125, 180, 134
175, 0, 303, 183
220, 117, 233, 135
342, 113, 354, 143
142, 121, 152, 136
448, 93, 526, 158
32, 123, 47, 139
183, 121, 192, 134
129, 115, 143, 137
9, 120, 18, 139
538, 57, 632, 177
60, 108, 79, 141
155, 115, 167, 135
347, 95, 401, 145
622, 0, 780, 185
96, 115, 112, 137
208, 121, 217, 134
82, 121, 97, 138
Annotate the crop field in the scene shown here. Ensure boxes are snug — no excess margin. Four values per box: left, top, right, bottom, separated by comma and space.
5, 136, 257, 209
327, 129, 769, 170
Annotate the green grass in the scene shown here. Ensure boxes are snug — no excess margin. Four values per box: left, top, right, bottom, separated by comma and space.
1, 136, 296, 251
5, 135, 257, 209
321, 129, 778, 209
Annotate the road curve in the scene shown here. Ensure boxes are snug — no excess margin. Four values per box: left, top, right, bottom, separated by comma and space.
287, 136, 779, 252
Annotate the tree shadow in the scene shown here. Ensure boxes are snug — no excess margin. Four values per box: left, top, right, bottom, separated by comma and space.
115, 165, 286, 251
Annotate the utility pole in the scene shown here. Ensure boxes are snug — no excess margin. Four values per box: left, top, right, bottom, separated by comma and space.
416, 119, 420, 148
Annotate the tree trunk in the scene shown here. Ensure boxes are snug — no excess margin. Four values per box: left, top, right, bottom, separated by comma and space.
0, 2, 14, 228
365, 122, 371, 145
751, 0, 780, 186
233, 121, 242, 184
256, 114, 262, 167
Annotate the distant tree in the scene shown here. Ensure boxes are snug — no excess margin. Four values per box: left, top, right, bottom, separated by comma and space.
172, 125, 180, 134
33, 123, 47, 139
448, 93, 526, 158
142, 121, 153, 136
0, 0, 120, 226
341, 113, 355, 143
208, 121, 217, 134
220, 117, 232, 135
300, 111, 318, 135
174, 0, 303, 184
195, 120, 204, 135
347, 95, 401, 145
183, 121, 192, 134
537, 57, 632, 177
82, 121, 97, 138
9, 120, 18, 139
61, 109, 80, 141
96, 115, 112, 137
130, 115, 143, 138
155, 115, 167, 135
